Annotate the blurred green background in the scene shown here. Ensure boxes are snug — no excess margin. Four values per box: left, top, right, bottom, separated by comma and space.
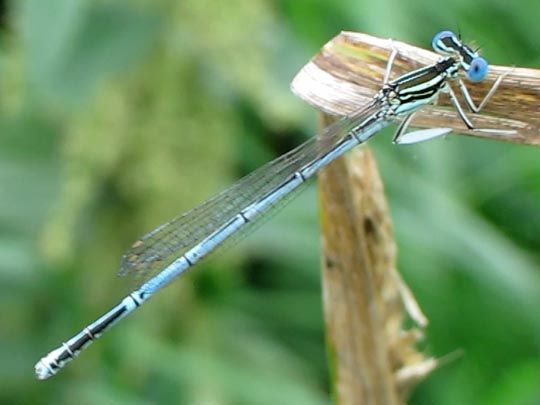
2, 0, 540, 403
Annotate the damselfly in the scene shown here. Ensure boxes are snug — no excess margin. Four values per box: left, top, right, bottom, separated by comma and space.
35, 31, 510, 379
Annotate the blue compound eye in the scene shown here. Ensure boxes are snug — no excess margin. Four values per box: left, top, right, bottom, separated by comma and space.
432, 30, 458, 53
467, 57, 488, 82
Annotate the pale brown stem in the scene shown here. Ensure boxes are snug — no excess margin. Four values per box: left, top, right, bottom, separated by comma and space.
318, 114, 431, 404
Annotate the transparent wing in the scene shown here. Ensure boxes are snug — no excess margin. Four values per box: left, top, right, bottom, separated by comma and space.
119, 100, 383, 280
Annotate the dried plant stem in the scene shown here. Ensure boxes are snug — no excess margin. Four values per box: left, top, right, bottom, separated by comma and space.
318, 114, 431, 404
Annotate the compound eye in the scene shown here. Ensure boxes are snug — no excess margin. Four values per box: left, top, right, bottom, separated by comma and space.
432, 30, 458, 53
467, 57, 489, 82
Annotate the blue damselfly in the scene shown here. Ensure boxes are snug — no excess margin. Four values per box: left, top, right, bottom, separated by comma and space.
35, 31, 509, 379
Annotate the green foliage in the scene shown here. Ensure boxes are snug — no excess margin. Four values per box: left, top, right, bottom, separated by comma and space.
1, 0, 539, 403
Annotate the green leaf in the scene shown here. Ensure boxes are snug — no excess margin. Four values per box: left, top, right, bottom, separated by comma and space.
19, 0, 162, 105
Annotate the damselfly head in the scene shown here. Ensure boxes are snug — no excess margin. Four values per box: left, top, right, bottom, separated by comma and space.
432, 30, 489, 82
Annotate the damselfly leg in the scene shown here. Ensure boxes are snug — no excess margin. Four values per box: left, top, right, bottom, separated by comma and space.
446, 77, 515, 134
383, 39, 399, 85
394, 70, 514, 144
458, 69, 512, 113
392, 112, 451, 145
